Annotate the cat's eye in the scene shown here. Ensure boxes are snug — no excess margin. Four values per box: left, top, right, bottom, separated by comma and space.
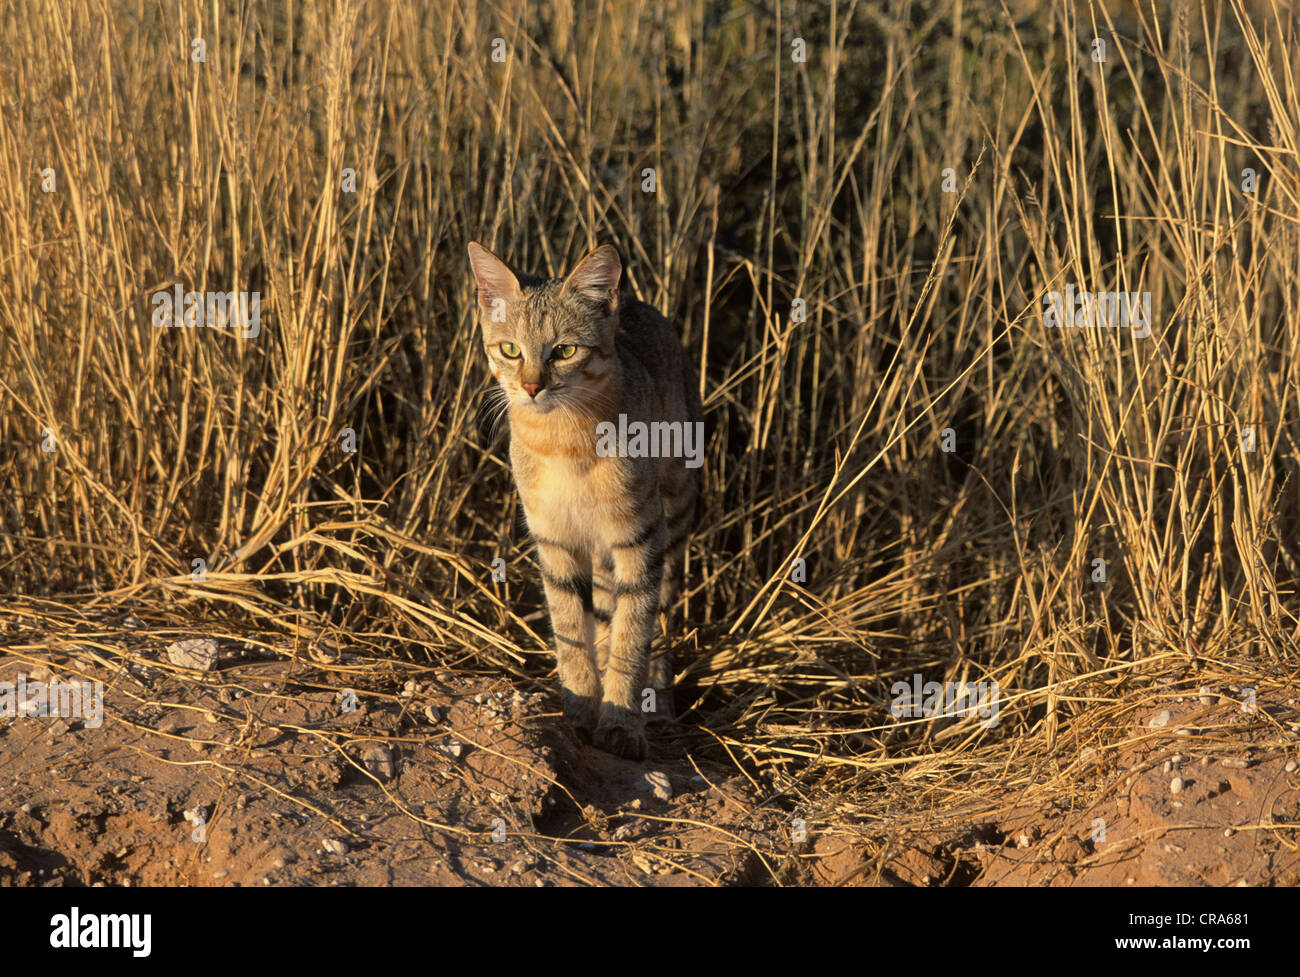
499, 342, 522, 359
550, 344, 577, 360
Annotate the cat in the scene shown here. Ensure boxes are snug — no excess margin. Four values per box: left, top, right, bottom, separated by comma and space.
468, 241, 703, 760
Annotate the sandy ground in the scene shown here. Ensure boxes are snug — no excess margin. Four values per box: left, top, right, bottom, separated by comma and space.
2, 615, 1298, 886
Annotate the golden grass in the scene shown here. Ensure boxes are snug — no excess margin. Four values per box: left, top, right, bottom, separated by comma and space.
2, 0, 1298, 836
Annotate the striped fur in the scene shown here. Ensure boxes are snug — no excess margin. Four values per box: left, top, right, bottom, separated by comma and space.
468, 241, 702, 760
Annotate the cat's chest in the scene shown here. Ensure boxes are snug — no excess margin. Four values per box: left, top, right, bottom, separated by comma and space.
511, 443, 641, 545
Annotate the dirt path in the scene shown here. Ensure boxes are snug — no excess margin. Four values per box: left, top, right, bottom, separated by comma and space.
3, 621, 1298, 886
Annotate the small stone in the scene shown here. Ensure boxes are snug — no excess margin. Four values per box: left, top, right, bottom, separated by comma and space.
213, 870, 228, 879
272, 857, 286, 869
1175, 728, 1191, 736
1224, 828, 1235, 837
1198, 687, 1215, 705
361, 743, 394, 780
123, 615, 144, 629
631, 853, 654, 875
19, 803, 31, 814
166, 638, 220, 671
424, 704, 443, 724
1285, 760, 1297, 772
1148, 710, 1172, 729
401, 680, 418, 698
236, 794, 247, 810
437, 741, 463, 760
1162, 761, 1172, 774
1170, 754, 1184, 765
1221, 757, 1249, 769
321, 838, 348, 857
1170, 777, 1184, 794
638, 770, 672, 801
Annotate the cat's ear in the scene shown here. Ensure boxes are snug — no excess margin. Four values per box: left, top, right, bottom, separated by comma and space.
562, 244, 621, 313
467, 242, 520, 321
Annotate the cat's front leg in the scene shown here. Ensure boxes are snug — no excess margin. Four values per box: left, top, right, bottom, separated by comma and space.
535, 539, 600, 733
596, 515, 666, 760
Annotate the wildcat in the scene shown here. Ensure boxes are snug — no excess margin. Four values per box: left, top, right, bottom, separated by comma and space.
468, 241, 702, 760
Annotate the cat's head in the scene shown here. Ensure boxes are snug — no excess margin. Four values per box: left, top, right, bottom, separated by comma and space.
467, 242, 621, 416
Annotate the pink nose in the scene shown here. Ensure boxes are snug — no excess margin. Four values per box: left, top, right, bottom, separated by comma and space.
522, 382, 543, 398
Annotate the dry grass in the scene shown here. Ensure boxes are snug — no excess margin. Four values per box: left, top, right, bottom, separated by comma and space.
2, 0, 1299, 837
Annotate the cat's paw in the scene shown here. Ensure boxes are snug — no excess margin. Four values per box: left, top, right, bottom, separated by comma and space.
593, 720, 648, 762
562, 690, 599, 732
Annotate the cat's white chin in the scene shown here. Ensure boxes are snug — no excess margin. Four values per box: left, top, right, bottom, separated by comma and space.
512, 395, 558, 414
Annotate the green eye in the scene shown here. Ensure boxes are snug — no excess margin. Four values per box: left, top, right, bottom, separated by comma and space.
499, 342, 521, 359
551, 344, 577, 360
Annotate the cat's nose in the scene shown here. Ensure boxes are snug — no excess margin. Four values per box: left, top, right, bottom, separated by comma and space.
522, 381, 544, 398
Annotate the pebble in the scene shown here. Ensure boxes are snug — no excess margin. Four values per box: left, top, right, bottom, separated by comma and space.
1221, 757, 1250, 769
361, 744, 395, 780
1162, 761, 1172, 774
213, 870, 228, 879
1224, 828, 1235, 837
123, 616, 144, 629
321, 838, 348, 857
401, 680, 418, 698
19, 803, 31, 813
1286, 760, 1297, 772
437, 741, 463, 760
1148, 710, 1172, 729
424, 704, 443, 724
166, 638, 220, 671
638, 770, 672, 801
1170, 777, 1184, 794
1197, 686, 1215, 705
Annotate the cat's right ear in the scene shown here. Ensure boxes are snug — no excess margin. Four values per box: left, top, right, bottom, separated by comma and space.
467, 242, 520, 323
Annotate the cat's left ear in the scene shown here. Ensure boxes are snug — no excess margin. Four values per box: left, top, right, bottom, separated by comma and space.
562, 244, 621, 314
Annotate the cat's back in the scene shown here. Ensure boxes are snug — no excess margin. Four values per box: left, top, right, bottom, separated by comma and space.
615, 299, 700, 420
